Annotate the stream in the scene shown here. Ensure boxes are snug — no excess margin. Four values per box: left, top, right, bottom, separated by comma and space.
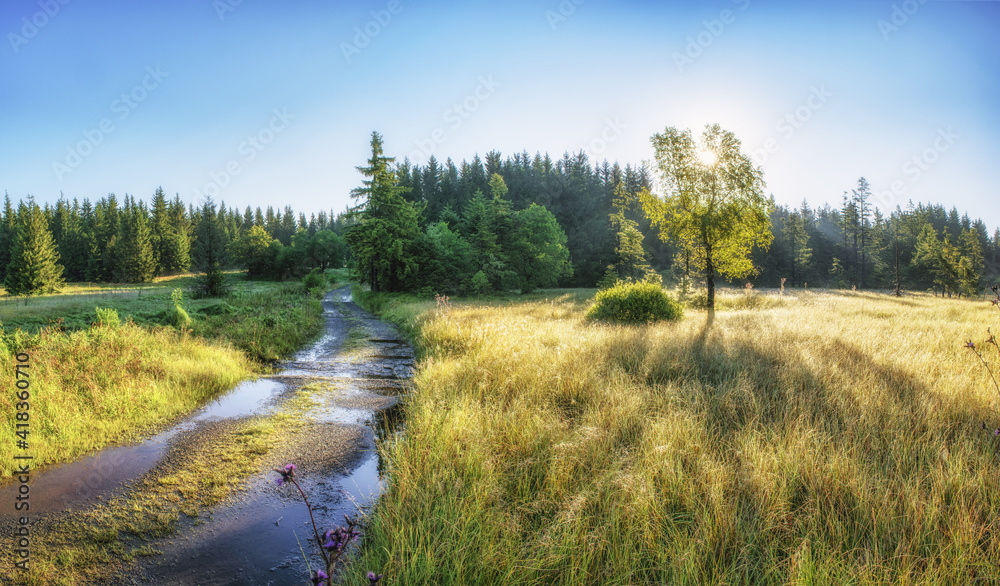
0, 285, 412, 584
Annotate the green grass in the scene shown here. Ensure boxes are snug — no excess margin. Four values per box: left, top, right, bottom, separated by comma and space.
345, 287, 1000, 585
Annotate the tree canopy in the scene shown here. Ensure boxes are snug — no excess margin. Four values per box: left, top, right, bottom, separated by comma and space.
640, 124, 773, 308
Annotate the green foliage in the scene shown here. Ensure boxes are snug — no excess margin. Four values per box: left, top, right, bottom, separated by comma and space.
192, 282, 324, 362
114, 201, 157, 283
470, 270, 491, 296
302, 267, 327, 290
587, 280, 683, 323
307, 229, 346, 270
93, 306, 122, 329
192, 198, 230, 298
911, 223, 985, 297
783, 211, 812, 287
600, 184, 658, 289
344, 131, 422, 292
166, 303, 192, 329
509, 203, 573, 293
230, 225, 281, 279
165, 288, 192, 328
640, 124, 772, 309
4, 197, 64, 296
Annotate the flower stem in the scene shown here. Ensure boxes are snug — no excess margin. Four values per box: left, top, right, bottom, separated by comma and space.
290, 477, 330, 570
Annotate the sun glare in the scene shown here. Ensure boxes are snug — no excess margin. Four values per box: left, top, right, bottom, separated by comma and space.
699, 149, 717, 166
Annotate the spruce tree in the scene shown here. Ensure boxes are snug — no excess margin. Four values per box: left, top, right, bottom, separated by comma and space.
192, 197, 229, 297
116, 202, 157, 283
0, 192, 17, 281
4, 198, 64, 296
344, 131, 420, 292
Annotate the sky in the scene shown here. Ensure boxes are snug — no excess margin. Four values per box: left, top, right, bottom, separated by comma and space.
1, 0, 998, 231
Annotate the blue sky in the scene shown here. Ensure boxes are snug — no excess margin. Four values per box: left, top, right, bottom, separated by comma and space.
1, 0, 998, 230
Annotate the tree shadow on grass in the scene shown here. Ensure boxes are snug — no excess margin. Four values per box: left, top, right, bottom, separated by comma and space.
635, 324, 1000, 581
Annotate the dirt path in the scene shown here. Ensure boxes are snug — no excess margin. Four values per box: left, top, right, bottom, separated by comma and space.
2, 286, 412, 585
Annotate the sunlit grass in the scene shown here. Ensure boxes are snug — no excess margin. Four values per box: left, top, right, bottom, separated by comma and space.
345, 288, 1000, 584
0, 321, 253, 478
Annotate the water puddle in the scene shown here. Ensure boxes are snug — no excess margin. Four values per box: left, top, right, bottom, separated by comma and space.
0, 378, 289, 518
190, 378, 285, 422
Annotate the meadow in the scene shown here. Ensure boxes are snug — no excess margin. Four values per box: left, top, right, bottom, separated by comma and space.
346, 287, 1000, 584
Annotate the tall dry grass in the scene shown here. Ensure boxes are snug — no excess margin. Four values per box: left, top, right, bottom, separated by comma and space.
346, 289, 1000, 584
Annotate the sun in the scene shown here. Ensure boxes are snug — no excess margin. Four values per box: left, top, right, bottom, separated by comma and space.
698, 148, 717, 166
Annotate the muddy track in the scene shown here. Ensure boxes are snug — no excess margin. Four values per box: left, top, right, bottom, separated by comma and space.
1, 286, 413, 585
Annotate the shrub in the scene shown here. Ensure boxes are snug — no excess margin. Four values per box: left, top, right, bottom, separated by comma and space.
587, 280, 683, 324
93, 307, 122, 329
166, 304, 192, 329
302, 267, 327, 290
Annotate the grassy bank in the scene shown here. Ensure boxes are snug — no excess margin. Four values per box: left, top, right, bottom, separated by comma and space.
0, 271, 340, 477
347, 288, 1000, 584
0, 319, 253, 478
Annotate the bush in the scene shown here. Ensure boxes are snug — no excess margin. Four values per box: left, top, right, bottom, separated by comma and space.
93, 307, 122, 329
587, 281, 683, 324
302, 267, 327, 290
166, 304, 192, 329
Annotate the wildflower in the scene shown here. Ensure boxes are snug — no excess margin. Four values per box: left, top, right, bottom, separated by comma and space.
275, 463, 296, 486
965, 340, 976, 350
995, 429, 1000, 437
367, 571, 383, 584
311, 569, 329, 584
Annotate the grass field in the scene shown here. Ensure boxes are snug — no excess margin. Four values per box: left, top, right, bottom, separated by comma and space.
345, 287, 1000, 584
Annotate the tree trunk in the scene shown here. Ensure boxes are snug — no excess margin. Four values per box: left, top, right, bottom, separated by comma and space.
705, 242, 716, 310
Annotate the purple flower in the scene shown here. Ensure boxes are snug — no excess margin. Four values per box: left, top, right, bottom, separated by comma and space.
275, 463, 296, 486
965, 340, 976, 349
995, 428, 1000, 437
367, 571, 383, 584
311, 569, 329, 584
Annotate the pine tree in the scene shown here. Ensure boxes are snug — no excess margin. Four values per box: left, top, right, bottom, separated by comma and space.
4, 198, 64, 296
783, 211, 812, 287
599, 184, 657, 288
150, 187, 170, 274
0, 192, 18, 281
192, 197, 229, 297
853, 177, 872, 287
344, 131, 421, 292
115, 202, 157, 283
958, 227, 985, 297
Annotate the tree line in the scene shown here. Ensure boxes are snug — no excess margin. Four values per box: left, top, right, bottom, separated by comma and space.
750, 179, 1000, 297
344, 132, 574, 295
0, 188, 350, 297
3, 128, 997, 300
